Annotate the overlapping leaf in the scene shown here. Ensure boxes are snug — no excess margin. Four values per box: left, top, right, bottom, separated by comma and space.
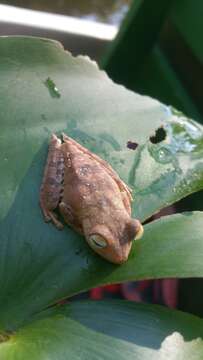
1, 301, 203, 360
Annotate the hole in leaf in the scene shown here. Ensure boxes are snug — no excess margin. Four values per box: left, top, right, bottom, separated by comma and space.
127, 141, 138, 150
150, 127, 167, 144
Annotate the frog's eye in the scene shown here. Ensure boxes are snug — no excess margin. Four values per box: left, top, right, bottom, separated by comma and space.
89, 234, 107, 249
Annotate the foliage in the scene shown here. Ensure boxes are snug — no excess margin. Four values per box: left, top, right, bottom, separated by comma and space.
0, 37, 203, 359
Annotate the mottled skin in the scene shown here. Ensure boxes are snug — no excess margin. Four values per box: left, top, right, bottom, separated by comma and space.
40, 133, 143, 264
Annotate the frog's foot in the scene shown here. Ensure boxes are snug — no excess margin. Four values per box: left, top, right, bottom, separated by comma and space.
41, 205, 64, 230
48, 211, 64, 230
59, 202, 83, 234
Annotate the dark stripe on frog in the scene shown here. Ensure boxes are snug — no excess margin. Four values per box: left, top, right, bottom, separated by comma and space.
48, 158, 64, 168
47, 177, 63, 185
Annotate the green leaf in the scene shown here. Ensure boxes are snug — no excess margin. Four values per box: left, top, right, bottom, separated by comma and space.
1, 301, 203, 359
1, 37, 203, 329
2, 210, 203, 330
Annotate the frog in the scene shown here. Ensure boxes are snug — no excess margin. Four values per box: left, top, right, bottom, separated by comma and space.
40, 133, 143, 264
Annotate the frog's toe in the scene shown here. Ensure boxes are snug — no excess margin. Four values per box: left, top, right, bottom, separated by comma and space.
43, 210, 64, 230
40, 204, 51, 223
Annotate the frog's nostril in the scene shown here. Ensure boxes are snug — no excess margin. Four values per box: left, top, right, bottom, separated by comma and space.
114, 250, 130, 264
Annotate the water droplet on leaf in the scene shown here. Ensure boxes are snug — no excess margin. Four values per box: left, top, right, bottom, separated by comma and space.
150, 146, 173, 164
166, 110, 203, 155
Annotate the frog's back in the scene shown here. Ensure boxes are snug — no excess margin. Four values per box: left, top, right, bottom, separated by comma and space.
64, 149, 121, 198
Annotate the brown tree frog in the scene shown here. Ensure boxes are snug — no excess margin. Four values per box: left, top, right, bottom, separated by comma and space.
40, 133, 143, 264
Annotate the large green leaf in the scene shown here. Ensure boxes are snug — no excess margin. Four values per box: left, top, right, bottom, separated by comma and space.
1, 37, 203, 329
1, 301, 203, 359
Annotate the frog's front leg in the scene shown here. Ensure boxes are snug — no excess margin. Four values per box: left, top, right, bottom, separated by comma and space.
59, 202, 83, 234
40, 134, 64, 230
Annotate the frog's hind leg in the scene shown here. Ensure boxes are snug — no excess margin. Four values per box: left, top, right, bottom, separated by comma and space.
40, 134, 64, 230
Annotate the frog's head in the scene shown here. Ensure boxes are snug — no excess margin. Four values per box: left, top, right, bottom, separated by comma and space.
85, 219, 143, 264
